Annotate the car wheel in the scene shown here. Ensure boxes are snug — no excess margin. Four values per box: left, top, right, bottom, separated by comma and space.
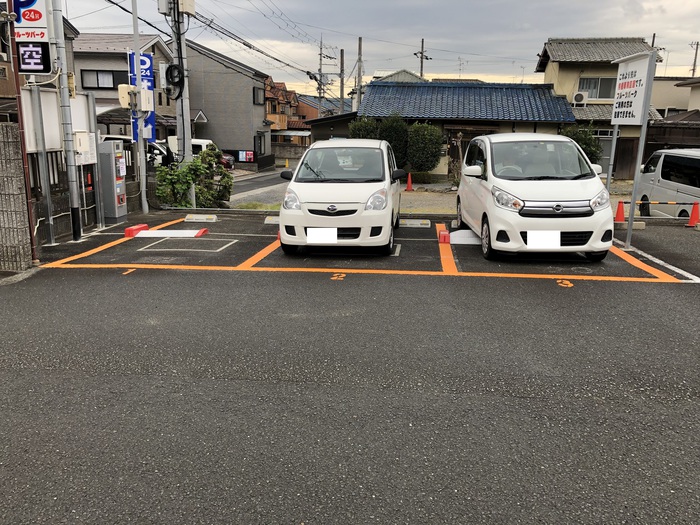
280, 241, 298, 255
456, 199, 467, 229
679, 209, 690, 219
481, 216, 497, 260
584, 250, 608, 262
381, 226, 394, 255
639, 197, 651, 217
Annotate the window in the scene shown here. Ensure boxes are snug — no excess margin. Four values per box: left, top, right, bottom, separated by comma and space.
254, 135, 265, 156
578, 77, 616, 99
253, 86, 265, 105
465, 140, 486, 174
81, 69, 129, 89
660, 155, 700, 188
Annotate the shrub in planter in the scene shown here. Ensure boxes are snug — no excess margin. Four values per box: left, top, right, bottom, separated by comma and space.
156, 144, 233, 208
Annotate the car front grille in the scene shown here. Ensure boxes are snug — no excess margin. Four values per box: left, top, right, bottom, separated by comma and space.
308, 209, 358, 217
520, 231, 593, 246
519, 200, 593, 218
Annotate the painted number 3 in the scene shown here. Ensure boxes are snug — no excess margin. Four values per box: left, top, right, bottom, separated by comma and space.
556, 279, 574, 288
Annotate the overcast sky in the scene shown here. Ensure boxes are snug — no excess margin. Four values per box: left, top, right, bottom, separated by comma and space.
66, 0, 699, 97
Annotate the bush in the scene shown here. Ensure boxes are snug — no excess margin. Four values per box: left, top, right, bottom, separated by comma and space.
561, 123, 603, 164
407, 123, 442, 172
348, 116, 379, 139
378, 114, 408, 168
156, 144, 233, 208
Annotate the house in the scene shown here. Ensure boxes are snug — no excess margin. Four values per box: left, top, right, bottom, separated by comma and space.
646, 77, 700, 156
307, 81, 576, 176
72, 33, 176, 139
185, 39, 273, 170
534, 37, 661, 178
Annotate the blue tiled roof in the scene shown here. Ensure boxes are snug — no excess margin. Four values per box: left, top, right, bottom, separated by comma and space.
358, 82, 576, 123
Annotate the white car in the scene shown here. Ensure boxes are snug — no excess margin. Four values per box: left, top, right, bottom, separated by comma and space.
456, 133, 614, 261
279, 139, 407, 255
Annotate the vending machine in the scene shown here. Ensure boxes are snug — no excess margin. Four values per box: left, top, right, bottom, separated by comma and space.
98, 140, 128, 224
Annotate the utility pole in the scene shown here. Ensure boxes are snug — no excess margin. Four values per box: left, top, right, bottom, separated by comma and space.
132, 0, 147, 213
339, 49, 345, 114
691, 41, 699, 77
356, 37, 363, 109
414, 38, 432, 78
52, 0, 81, 241
168, 0, 194, 205
317, 36, 323, 118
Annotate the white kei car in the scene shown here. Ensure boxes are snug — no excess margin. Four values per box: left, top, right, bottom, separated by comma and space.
456, 133, 614, 261
279, 139, 407, 255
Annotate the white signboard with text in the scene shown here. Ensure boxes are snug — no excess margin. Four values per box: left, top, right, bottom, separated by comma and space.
611, 54, 652, 126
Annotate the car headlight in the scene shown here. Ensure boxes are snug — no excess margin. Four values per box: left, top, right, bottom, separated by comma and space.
365, 188, 387, 210
491, 186, 524, 211
590, 189, 611, 211
283, 188, 301, 210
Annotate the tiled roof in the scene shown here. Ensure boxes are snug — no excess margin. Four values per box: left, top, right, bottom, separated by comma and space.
358, 82, 576, 123
73, 33, 167, 54
572, 104, 663, 122
536, 37, 654, 72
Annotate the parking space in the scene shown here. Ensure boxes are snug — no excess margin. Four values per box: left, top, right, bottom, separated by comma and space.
39, 211, 698, 284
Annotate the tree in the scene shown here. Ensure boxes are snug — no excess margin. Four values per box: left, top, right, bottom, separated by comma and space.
378, 113, 408, 168
561, 123, 603, 163
406, 122, 443, 172
348, 116, 379, 139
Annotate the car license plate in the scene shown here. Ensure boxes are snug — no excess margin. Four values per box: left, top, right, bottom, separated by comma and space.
527, 230, 560, 249
307, 227, 338, 244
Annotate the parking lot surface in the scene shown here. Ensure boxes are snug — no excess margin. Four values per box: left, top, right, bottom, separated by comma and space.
34, 209, 700, 285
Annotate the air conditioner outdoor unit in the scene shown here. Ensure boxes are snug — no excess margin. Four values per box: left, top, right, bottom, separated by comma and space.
0, 53, 8, 62
572, 91, 589, 106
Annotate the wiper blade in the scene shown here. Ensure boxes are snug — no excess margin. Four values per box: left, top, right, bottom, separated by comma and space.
303, 161, 324, 179
523, 176, 565, 181
572, 173, 594, 180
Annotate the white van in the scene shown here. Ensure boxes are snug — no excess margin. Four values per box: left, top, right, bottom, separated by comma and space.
637, 149, 700, 218
457, 133, 613, 261
167, 136, 214, 157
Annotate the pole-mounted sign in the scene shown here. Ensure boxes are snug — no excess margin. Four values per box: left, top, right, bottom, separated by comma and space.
13, 0, 52, 74
128, 51, 156, 143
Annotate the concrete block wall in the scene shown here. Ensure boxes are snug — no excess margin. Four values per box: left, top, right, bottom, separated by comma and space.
0, 124, 33, 272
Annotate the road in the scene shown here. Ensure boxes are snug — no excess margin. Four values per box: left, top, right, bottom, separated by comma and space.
230, 170, 286, 196
1, 213, 698, 523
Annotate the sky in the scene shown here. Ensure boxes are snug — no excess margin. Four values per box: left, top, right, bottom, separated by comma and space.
66, 0, 700, 99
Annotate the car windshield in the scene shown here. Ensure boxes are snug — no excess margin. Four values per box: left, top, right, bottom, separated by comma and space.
491, 141, 595, 181
296, 147, 385, 182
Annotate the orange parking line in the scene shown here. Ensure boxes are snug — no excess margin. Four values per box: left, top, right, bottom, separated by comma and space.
46, 262, 673, 282
435, 223, 458, 275
41, 218, 685, 283
609, 245, 680, 282
237, 240, 282, 269
42, 218, 186, 268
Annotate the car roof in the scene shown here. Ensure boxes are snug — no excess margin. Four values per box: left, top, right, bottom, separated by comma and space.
653, 148, 700, 157
481, 133, 573, 144
310, 138, 385, 149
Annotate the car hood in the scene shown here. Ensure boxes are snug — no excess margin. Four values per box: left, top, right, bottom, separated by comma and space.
290, 181, 386, 204
495, 177, 606, 201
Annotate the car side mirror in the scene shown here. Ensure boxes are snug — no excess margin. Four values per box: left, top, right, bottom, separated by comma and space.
590, 163, 603, 175
280, 170, 293, 181
463, 165, 483, 177
391, 169, 407, 181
